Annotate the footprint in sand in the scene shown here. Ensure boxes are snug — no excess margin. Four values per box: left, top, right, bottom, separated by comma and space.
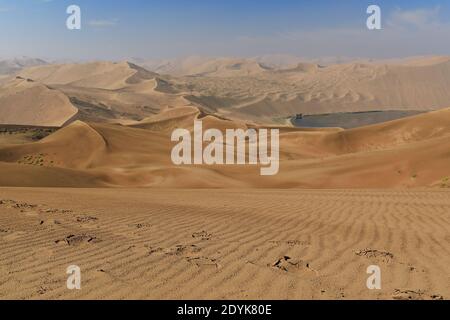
354, 248, 394, 263
37, 286, 50, 295
1, 200, 74, 218
76, 216, 99, 229
270, 256, 319, 275
163, 244, 201, 256
0, 200, 42, 217
405, 264, 426, 273
128, 222, 151, 229
269, 240, 311, 247
146, 244, 205, 259
55, 234, 100, 246
0, 200, 38, 211
392, 289, 444, 300
127, 244, 152, 255
355, 249, 425, 275
192, 231, 213, 241
39, 219, 62, 227
76, 216, 98, 223
186, 256, 221, 269
40, 208, 73, 214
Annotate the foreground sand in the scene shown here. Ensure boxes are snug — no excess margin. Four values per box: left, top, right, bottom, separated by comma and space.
0, 188, 448, 300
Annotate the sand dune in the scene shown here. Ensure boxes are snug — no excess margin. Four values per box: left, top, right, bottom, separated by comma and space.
137, 56, 277, 76
0, 61, 191, 125
0, 57, 449, 301
177, 58, 270, 77
0, 105, 450, 188
17, 61, 158, 90
174, 56, 450, 122
0, 77, 78, 126
0, 188, 448, 299
1, 58, 450, 188
0, 57, 47, 76
3, 57, 450, 126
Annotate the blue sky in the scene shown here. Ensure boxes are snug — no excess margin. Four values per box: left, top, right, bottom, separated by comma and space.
1, 0, 450, 60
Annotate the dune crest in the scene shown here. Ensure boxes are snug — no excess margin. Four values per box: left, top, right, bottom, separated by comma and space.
18, 61, 159, 90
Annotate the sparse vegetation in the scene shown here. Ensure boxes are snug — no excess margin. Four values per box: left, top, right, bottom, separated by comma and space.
0, 126, 56, 145
440, 177, 450, 188
17, 153, 55, 167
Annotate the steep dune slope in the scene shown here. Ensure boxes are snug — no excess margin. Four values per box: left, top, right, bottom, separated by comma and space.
1, 62, 191, 125
18, 61, 159, 90
0, 121, 106, 169
279, 134, 450, 188
314, 108, 450, 155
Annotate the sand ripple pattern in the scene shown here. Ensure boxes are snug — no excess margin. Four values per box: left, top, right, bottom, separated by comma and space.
0, 188, 448, 300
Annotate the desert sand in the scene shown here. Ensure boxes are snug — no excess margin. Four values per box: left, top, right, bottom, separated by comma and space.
0, 57, 449, 300
0, 188, 448, 300
2, 56, 450, 126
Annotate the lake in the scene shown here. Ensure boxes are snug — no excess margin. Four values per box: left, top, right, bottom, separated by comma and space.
292, 110, 426, 129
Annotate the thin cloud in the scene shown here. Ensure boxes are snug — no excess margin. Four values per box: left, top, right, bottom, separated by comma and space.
88, 19, 119, 28
387, 6, 441, 29
235, 6, 450, 59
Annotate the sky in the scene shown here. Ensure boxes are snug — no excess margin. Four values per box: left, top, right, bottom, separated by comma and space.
1, 0, 450, 61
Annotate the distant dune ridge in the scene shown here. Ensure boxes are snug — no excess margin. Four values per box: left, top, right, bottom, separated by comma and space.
1, 56, 450, 188
140, 55, 450, 123
0, 57, 47, 76
2, 56, 450, 125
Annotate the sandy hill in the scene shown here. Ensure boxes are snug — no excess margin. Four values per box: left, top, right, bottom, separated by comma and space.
134, 56, 271, 76
178, 58, 270, 77
0, 77, 78, 126
3, 57, 450, 126
175, 56, 450, 123
0, 57, 47, 75
18, 61, 159, 90
1, 106, 450, 188
0, 61, 191, 126
137, 55, 309, 76
2, 57, 450, 188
